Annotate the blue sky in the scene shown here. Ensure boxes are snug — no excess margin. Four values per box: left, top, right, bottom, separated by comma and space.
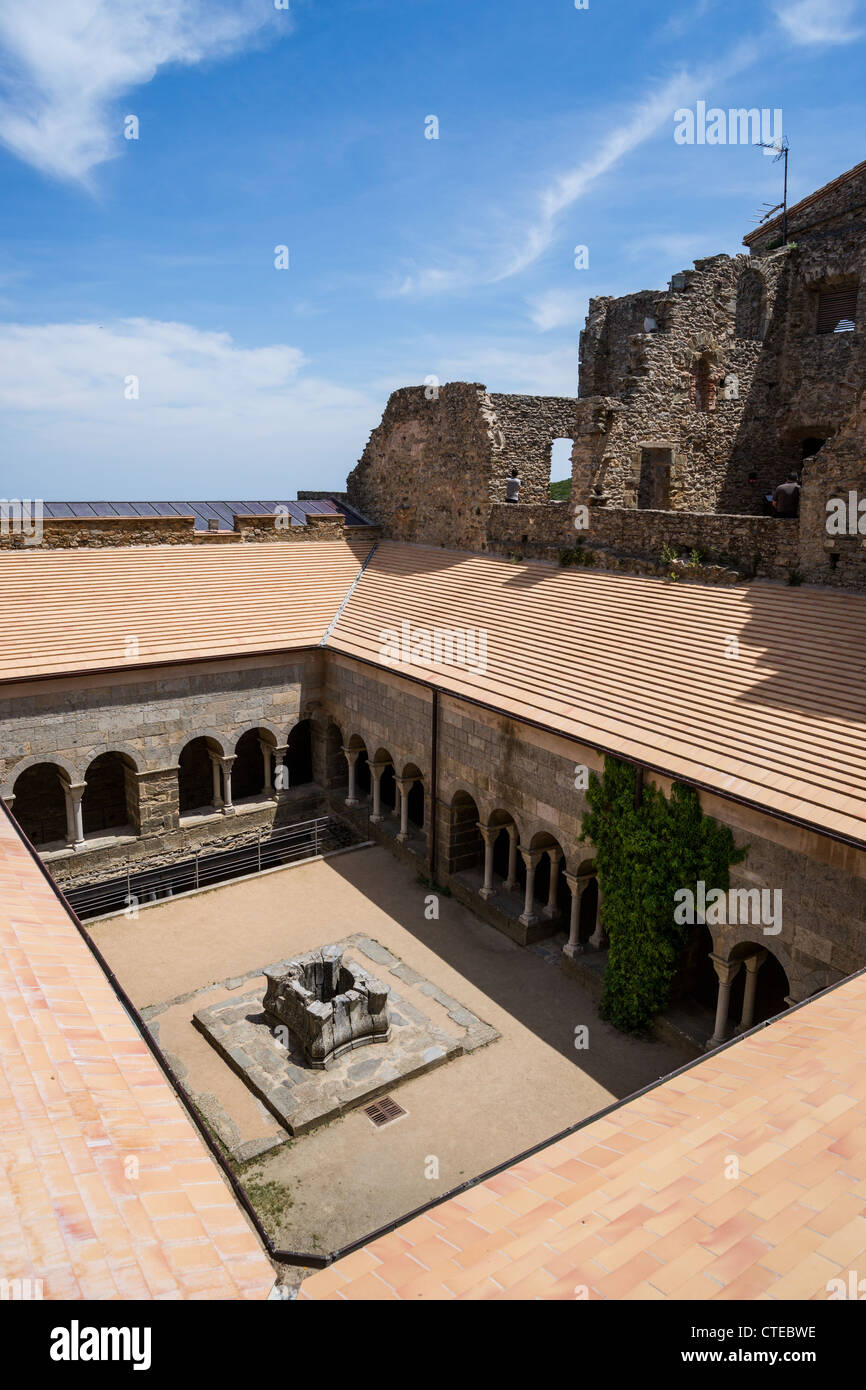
0, 0, 864, 497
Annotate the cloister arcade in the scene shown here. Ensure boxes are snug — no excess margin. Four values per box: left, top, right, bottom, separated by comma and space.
3, 709, 801, 1047
5, 719, 318, 851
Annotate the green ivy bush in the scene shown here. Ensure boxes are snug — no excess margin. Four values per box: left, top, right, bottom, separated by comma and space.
581, 757, 746, 1033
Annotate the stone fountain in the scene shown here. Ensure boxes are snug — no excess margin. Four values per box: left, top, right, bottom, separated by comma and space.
262, 944, 391, 1069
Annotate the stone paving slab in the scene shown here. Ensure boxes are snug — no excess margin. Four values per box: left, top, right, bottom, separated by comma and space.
192, 937, 498, 1145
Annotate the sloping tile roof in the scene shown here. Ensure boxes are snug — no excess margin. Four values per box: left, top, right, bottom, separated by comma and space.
300, 968, 866, 1301
2, 537, 866, 844
743, 157, 866, 246
326, 541, 866, 845
42, 498, 371, 529
0, 803, 275, 1299
0, 538, 373, 682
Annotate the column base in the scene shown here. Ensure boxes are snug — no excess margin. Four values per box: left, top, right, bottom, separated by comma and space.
504, 879, 518, 894
588, 932, 607, 950
397, 832, 410, 844
562, 942, 584, 959
370, 814, 384, 824
345, 797, 359, 808
704, 1033, 727, 1052
479, 886, 495, 901
542, 906, 560, 921
221, 806, 236, 817
519, 912, 539, 929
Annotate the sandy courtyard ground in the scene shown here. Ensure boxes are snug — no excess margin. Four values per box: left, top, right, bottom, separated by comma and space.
87, 845, 686, 1252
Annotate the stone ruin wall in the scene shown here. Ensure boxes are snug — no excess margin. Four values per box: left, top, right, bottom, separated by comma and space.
346, 383, 584, 550
575, 251, 791, 516
486, 500, 800, 583
0, 512, 366, 550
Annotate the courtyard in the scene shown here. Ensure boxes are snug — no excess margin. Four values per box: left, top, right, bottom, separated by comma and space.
86, 842, 686, 1254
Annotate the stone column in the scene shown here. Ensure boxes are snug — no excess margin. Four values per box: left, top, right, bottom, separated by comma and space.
519, 849, 541, 928
396, 778, 413, 843
342, 747, 360, 807
209, 752, 224, 810
219, 755, 236, 816
504, 824, 519, 893
478, 823, 497, 900
259, 739, 274, 795
64, 781, 86, 848
563, 871, 585, 958
542, 847, 563, 919
589, 882, 606, 950
736, 950, 768, 1032
369, 761, 388, 823
707, 954, 742, 1050
272, 744, 289, 796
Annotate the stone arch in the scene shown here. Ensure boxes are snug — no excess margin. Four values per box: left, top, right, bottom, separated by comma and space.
178, 735, 223, 816
372, 746, 397, 814
401, 762, 425, 830
447, 789, 483, 875
528, 830, 570, 923
2, 752, 78, 800
231, 720, 282, 752
727, 940, 791, 1028
8, 760, 72, 847
346, 734, 371, 797
487, 808, 520, 889
168, 727, 227, 765
81, 751, 139, 837
284, 718, 313, 787
439, 777, 493, 827
232, 726, 278, 802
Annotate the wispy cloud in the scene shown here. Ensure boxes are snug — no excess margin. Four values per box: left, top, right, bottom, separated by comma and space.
774, 0, 864, 46
395, 38, 760, 297
0, 0, 283, 183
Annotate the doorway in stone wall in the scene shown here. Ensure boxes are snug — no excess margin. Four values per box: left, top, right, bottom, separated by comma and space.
637, 448, 673, 510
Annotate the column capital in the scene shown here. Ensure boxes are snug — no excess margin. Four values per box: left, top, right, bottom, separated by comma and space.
743, 948, 768, 974
546, 845, 563, 866
709, 953, 743, 987
368, 759, 390, 774
217, 754, 236, 771
341, 746, 361, 764
519, 847, 542, 870
477, 822, 498, 846
396, 777, 415, 795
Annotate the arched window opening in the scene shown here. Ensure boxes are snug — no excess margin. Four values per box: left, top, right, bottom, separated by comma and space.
11, 763, 68, 847
82, 753, 137, 837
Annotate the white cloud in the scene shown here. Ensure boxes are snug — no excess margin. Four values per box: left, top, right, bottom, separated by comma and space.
527, 289, 588, 333
0, 317, 379, 494
774, 0, 864, 46
0, 0, 282, 182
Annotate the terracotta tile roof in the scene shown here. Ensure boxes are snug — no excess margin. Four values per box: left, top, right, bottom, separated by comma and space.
300, 968, 866, 1301
0, 804, 275, 1299
327, 541, 866, 845
0, 539, 373, 682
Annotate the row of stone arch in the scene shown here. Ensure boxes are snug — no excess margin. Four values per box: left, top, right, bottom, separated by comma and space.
6, 722, 315, 849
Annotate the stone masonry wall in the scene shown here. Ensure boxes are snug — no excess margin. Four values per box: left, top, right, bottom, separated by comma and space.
1, 647, 864, 994
0, 513, 369, 549
320, 651, 866, 996
486, 501, 801, 582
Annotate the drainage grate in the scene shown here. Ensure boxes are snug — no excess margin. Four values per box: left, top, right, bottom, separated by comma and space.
364, 1096, 407, 1128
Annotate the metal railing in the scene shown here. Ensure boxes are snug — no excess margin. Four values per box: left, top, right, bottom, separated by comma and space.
64, 812, 368, 921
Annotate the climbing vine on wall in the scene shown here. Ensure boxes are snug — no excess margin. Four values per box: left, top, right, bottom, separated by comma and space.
581, 757, 746, 1034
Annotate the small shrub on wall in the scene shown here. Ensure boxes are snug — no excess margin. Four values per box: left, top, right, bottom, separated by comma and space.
581, 757, 746, 1033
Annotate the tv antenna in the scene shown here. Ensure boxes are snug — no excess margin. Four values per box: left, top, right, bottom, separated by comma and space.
752, 136, 789, 245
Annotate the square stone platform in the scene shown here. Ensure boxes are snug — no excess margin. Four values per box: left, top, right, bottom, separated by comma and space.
193, 935, 496, 1138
